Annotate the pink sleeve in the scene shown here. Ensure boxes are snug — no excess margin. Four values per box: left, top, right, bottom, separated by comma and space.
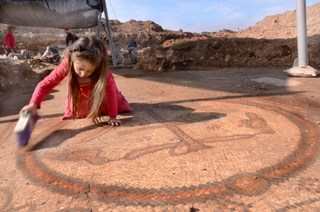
106, 68, 118, 117
30, 59, 69, 108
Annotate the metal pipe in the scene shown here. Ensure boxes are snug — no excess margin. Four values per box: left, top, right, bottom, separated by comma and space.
102, 0, 117, 66
296, 0, 308, 67
97, 12, 102, 38
112, 42, 123, 60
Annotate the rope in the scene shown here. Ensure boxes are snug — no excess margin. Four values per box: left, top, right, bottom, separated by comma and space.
107, 0, 119, 20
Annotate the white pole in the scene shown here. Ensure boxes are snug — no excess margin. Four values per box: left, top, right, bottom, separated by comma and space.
296, 0, 308, 67
284, 0, 318, 76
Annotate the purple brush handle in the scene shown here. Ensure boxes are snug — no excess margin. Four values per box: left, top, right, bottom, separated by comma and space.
15, 114, 38, 147
16, 124, 31, 147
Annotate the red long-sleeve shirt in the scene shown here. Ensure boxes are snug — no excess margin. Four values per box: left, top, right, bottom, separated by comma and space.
3, 32, 15, 49
30, 58, 132, 119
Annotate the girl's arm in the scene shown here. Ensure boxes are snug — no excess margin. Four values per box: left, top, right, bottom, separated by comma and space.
105, 68, 122, 126
20, 59, 69, 115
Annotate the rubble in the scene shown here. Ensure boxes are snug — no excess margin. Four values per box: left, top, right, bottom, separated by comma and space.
137, 37, 305, 72
0, 58, 37, 93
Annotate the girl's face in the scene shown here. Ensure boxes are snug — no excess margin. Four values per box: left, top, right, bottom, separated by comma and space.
73, 58, 96, 78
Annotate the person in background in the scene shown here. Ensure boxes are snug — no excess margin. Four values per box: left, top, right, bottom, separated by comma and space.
73, 33, 79, 42
64, 28, 74, 47
127, 40, 139, 64
21, 49, 31, 59
41, 46, 60, 64
3, 25, 16, 55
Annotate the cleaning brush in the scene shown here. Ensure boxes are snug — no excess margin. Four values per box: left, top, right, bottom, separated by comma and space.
14, 111, 38, 147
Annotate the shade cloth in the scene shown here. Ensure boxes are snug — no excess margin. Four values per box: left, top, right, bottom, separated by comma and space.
0, 0, 101, 29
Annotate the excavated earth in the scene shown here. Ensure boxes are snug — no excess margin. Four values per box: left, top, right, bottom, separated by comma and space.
1, 3, 320, 91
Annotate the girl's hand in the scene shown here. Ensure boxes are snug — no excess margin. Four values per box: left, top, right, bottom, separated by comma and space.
20, 103, 37, 116
107, 116, 123, 127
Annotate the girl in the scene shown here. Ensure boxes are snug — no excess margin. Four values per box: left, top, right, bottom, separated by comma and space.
20, 36, 132, 126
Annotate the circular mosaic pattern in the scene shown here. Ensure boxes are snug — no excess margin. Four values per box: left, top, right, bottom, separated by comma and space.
13, 98, 319, 206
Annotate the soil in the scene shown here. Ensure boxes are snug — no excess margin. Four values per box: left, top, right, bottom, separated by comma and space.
237, 2, 320, 39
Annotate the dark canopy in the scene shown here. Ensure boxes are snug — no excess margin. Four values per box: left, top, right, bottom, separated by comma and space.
0, 0, 102, 29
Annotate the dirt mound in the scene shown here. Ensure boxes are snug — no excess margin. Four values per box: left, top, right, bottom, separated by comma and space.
111, 19, 164, 33
0, 55, 56, 93
237, 2, 320, 39
0, 58, 36, 93
138, 37, 308, 72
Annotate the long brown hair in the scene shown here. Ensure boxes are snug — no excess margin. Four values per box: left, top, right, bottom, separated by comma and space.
66, 36, 108, 125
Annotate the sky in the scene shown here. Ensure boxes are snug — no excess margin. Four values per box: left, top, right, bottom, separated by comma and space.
105, 0, 320, 32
